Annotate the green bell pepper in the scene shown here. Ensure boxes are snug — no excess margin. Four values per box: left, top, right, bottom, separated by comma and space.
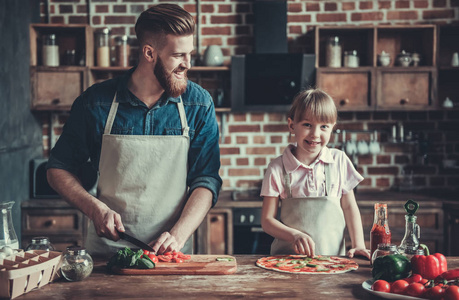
372, 254, 411, 282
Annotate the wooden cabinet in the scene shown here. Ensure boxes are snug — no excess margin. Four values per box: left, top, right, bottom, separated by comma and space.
195, 208, 233, 254
315, 25, 438, 110
437, 25, 459, 107
443, 202, 459, 256
21, 199, 88, 251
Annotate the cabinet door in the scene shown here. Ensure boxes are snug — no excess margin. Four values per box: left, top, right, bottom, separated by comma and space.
30, 67, 87, 110
195, 208, 233, 254
377, 68, 436, 109
317, 68, 374, 110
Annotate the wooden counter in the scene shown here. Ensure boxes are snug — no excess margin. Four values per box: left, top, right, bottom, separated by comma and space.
17, 256, 459, 299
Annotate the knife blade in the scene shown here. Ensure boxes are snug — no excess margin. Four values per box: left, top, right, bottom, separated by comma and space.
117, 230, 155, 252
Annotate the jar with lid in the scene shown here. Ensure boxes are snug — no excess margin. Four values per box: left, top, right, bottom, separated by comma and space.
344, 50, 359, 68
95, 28, 111, 67
396, 50, 412, 67
42, 34, 59, 67
370, 203, 391, 262
25, 236, 55, 251
326, 36, 342, 68
61, 246, 93, 281
115, 35, 130, 67
371, 243, 399, 265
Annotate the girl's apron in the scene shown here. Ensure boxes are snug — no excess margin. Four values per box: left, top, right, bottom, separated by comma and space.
270, 163, 346, 256
85, 93, 192, 255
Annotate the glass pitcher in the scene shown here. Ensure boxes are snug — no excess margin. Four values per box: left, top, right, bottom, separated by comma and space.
0, 202, 19, 249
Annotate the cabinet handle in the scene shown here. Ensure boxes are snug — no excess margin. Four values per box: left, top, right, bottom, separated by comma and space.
211, 216, 222, 223
340, 99, 349, 106
44, 219, 57, 227
400, 98, 410, 105
51, 98, 60, 105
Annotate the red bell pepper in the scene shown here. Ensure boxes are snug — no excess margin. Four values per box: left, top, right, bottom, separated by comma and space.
411, 245, 447, 280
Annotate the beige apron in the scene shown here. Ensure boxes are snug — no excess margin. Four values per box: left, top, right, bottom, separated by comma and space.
271, 163, 346, 256
85, 93, 192, 255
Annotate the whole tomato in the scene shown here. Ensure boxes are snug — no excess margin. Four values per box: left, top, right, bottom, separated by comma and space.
444, 286, 459, 300
406, 274, 423, 284
405, 282, 426, 298
391, 280, 409, 295
425, 285, 444, 300
372, 280, 391, 293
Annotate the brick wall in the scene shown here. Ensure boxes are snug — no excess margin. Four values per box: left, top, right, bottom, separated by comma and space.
39, 0, 459, 192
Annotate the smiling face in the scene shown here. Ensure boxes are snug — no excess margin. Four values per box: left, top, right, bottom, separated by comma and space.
153, 34, 194, 97
288, 115, 335, 165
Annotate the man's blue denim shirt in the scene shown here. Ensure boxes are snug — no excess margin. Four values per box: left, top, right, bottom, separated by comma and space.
47, 68, 222, 206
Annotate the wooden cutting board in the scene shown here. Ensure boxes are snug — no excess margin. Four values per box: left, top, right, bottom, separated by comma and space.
111, 255, 237, 275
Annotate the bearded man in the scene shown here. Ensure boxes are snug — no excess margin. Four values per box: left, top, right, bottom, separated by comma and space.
46, 4, 222, 256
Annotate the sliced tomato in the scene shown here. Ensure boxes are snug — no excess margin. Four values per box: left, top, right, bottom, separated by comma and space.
147, 253, 158, 263
164, 252, 173, 256
158, 255, 172, 262
143, 249, 150, 256
172, 257, 183, 263
177, 252, 191, 260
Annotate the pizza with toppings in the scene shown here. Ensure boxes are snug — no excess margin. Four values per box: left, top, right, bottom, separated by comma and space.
256, 255, 359, 274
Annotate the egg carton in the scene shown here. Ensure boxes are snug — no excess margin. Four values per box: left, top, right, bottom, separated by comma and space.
0, 250, 62, 299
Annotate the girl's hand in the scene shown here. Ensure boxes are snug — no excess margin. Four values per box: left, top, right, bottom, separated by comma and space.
292, 232, 315, 257
347, 247, 370, 260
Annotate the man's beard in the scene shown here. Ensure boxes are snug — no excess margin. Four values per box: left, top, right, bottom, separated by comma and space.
154, 57, 188, 98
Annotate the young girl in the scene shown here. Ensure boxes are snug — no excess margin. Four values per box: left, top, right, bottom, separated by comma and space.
260, 88, 370, 259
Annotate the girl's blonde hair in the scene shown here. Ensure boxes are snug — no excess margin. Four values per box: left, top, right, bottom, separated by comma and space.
288, 88, 337, 124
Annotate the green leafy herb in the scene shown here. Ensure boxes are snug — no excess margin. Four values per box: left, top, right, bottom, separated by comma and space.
216, 257, 234, 262
107, 247, 155, 270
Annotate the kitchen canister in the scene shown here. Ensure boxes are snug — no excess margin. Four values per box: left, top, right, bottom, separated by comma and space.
203, 45, 224, 66
95, 28, 111, 67
115, 35, 130, 67
61, 246, 93, 281
344, 50, 359, 67
42, 34, 59, 67
326, 36, 342, 67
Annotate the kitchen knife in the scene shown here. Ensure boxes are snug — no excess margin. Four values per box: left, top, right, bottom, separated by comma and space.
117, 230, 155, 252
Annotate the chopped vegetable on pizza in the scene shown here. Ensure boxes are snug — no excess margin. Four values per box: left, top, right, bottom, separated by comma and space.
256, 255, 359, 274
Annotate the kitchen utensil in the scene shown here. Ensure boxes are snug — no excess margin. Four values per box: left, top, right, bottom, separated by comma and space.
369, 132, 381, 155
357, 140, 369, 155
117, 230, 154, 252
0, 202, 19, 249
111, 255, 237, 275
345, 137, 357, 156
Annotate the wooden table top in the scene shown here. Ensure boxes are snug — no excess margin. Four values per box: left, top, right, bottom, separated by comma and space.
17, 255, 459, 300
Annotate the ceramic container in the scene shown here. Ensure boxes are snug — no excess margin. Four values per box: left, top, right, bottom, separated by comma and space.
397, 50, 412, 67
378, 51, 391, 67
203, 45, 223, 66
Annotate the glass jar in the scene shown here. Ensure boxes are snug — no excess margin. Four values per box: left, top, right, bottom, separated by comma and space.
371, 243, 399, 265
115, 35, 130, 67
396, 50, 412, 67
95, 28, 111, 67
344, 50, 359, 67
370, 203, 391, 261
326, 36, 342, 68
42, 34, 59, 67
25, 237, 55, 251
0, 202, 19, 249
61, 246, 93, 282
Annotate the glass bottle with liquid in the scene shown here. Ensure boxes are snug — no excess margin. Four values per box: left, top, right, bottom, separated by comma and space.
42, 34, 59, 67
398, 200, 421, 259
95, 28, 111, 67
326, 36, 342, 68
370, 203, 391, 260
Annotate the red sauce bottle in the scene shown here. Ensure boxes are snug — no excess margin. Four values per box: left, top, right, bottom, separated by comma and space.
370, 203, 391, 261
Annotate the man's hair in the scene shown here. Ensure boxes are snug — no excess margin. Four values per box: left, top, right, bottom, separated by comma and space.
135, 4, 195, 49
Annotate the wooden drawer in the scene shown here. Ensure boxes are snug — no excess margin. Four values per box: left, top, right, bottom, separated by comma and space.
22, 208, 84, 235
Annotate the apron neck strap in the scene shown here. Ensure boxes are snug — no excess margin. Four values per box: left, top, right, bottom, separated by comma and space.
282, 159, 332, 198
104, 93, 190, 137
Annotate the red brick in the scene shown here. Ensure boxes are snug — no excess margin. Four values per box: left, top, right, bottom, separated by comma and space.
219, 136, 231, 144
202, 4, 214, 13
92, 16, 101, 25
367, 166, 399, 175
360, 178, 372, 186
288, 14, 312, 23
236, 158, 249, 166
221, 180, 230, 188
59, 4, 73, 13
202, 37, 223, 46
235, 25, 250, 35
130, 5, 144, 13
358, 155, 373, 165
271, 136, 284, 144
250, 113, 264, 122
50, 4, 55, 14
359, 1, 373, 9
384, 143, 412, 153
376, 178, 391, 187
220, 147, 240, 155
433, 0, 447, 7
387, 11, 418, 20
379, 1, 392, 9
218, 4, 232, 13
228, 168, 261, 176
104, 16, 136, 24
317, 13, 347, 22
377, 155, 391, 164
95, 5, 109, 13
232, 114, 246, 122
202, 26, 231, 35
246, 147, 276, 155
289, 3, 302, 12
69, 15, 88, 24
268, 113, 286, 122
109, 27, 126, 36
351, 12, 384, 21
253, 136, 266, 144
236, 136, 248, 144
183, 4, 196, 13
211, 15, 242, 24
337, 123, 364, 131
414, 0, 429, 8
51, 16, 64, 23
394, 155, 410, 164
306, 2, 320, 11
325, 2, 337, 11
227, 36, 252, 46
342, 2, 356, 10
395, 0, 411, 8
422, 9, 455, 19
220, 158, 231, 166
289, 25, 303, 34
264, 124, 288, 133
236, 180, 263, 189
254, 158, 267, 166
